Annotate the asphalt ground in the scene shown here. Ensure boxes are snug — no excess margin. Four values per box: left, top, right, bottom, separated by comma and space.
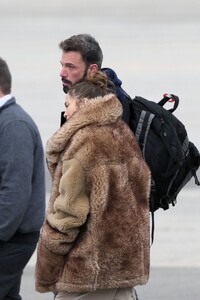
21, 190, 200, 299
21, 266, 200, 300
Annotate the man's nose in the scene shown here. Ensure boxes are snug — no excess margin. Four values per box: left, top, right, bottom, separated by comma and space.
60, 67, 67, 77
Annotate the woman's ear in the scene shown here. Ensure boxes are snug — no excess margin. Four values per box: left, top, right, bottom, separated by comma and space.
79, 97, 89, 108
81, 97, 89, 105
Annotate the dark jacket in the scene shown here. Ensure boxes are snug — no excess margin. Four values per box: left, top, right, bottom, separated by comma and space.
0, 97, 46, 241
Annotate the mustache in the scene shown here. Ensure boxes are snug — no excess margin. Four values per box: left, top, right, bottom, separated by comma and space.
61, 77, 72, 85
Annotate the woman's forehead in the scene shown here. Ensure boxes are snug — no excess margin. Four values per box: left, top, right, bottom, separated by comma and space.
65, 94, 77, 103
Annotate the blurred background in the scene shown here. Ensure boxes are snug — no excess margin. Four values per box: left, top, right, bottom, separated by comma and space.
1, 0, 200, 299
1, 0, 200, 147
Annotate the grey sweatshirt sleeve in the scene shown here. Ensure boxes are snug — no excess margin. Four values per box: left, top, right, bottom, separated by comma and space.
0, 120, 36, 241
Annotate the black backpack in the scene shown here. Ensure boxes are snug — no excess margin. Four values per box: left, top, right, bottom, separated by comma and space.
128, 93, 200, 213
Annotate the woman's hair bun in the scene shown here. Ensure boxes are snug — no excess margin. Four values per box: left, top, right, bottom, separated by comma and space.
86, 71, 108, 89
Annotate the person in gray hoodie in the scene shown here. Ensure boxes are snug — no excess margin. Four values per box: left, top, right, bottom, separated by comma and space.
0, 57, 46, 300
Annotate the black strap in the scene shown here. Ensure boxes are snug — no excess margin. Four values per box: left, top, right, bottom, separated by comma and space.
193, 171, 200, 186
151, 211, 155, 245
157, 94, 179, 113
135, 110, 155, 156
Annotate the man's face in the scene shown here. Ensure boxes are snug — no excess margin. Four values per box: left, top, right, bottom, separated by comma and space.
60, 51, 87, 93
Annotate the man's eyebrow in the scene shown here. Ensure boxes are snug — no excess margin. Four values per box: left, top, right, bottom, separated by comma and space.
60, 61, 75, 67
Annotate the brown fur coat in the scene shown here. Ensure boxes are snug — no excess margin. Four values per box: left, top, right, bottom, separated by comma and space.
35, 94, 151, 293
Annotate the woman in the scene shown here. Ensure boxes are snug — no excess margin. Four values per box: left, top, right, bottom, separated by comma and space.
35, 71, 151, 300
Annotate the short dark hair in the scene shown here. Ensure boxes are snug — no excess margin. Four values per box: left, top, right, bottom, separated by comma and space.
0, 57, 12, 94
59, 34, 103, 69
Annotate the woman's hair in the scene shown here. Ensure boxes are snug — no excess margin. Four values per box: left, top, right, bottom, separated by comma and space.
68, 71, 114, 100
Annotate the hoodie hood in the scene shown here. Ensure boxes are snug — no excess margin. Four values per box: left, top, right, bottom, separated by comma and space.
102, 67, 131, 124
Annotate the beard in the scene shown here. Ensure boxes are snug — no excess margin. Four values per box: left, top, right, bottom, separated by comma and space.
63, 85, 69, 94
61, 68, 88, 94
61, 78, 72, 94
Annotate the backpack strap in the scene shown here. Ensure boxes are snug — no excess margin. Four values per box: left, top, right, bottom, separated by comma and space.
134, 108, 157, 244
158, 94, 179, 113
135, 110, 155, 156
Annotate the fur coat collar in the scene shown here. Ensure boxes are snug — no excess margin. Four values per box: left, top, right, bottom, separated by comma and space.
46, 93, 122, 161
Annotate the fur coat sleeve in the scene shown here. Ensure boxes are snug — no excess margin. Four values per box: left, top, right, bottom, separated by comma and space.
41, 158, 89, 255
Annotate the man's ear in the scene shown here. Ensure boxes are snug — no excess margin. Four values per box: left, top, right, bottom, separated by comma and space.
88, 64, 98, 74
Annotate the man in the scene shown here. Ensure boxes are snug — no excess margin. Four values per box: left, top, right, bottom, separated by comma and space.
57, 34, 141, 300
0, 57, 46, 300
59, 34, 130, 125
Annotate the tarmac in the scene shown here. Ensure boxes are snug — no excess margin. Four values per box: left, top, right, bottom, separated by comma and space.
21, 266, 200, 300
20, 190, 200, 300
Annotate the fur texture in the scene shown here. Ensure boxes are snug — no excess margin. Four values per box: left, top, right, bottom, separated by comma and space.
35, 94, 151, 293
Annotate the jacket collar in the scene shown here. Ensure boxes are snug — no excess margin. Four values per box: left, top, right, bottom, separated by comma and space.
0, 97, 16, 112
46, 93, 122, 156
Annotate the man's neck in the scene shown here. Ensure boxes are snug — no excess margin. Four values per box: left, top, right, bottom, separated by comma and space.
0, 91, 5, 98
